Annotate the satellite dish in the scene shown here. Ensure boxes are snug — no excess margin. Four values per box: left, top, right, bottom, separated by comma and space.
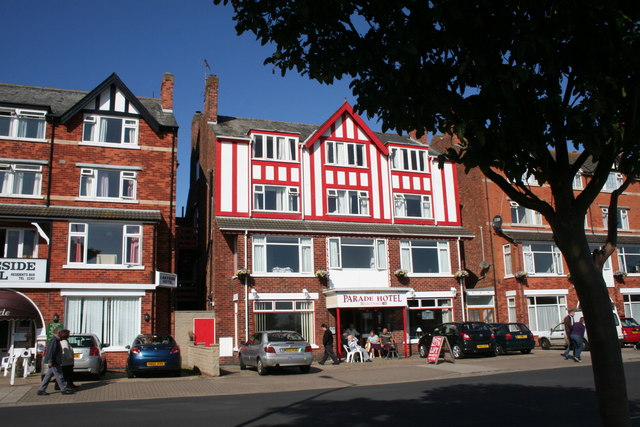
492, 215, 503, 231
479, 260, 491, 270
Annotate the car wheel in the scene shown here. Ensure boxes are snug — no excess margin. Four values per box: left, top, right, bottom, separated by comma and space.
299, 365, 311, 374
583, 340, 590, 351
419, 344, 428, 358
239, 354, 247, 370
494, 344, 504, 356
539, 338, 551, 350
452, 344, 464, 359
174, 370, 181, 377
256, 358, 267, 376
521, 349, 532, 354
126, 369, 135, 379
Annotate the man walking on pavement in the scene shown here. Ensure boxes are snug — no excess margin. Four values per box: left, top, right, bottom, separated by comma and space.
318, 323, 340, 365
562, 308, 576, 359
37, 327, 74, 395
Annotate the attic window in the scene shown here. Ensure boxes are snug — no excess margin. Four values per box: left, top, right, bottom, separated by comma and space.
391, 147, 427, 172
82, 114, 138, 145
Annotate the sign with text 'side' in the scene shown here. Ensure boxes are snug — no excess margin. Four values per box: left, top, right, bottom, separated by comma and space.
0, 259, 46, 282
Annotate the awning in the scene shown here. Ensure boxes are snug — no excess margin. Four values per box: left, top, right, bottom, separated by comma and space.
0, 290, 42, 325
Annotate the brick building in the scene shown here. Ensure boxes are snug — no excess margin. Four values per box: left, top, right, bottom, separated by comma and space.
0, 73, 178, 370
436, 135, 640, 336
186, 75, 473, 361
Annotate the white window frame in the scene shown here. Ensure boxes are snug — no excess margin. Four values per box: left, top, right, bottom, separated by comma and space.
507, 297, 517, 322
393, 193, 432, 219
326, 141, 366, 167
1, 228, 38, 258
522, 243, 564, 276
503, 244, 513, 277
0, 108, 46, 141
623, 294, 640, 318
617, 246, 640, 274
572, 173, 583, 190
602, 207, 629, 230
253, 300, 315, 344
79, 168, 138, 201
252, 134, 298, 162
390, 147, 428, 172
328, 237, 386, 270
510, 201, 542, 225
252, 236, 313, 275
527, 295, 567, 333
327, 189, 369, 216
253, 185, 299, 213
603, 172, 623, 192
400, 240, 451, 276
82, 114, 139, 146
67, 222, 142, 266
0, 163, 43, 197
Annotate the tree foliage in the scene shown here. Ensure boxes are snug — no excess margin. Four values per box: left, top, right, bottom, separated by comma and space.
215, 1, 640, 424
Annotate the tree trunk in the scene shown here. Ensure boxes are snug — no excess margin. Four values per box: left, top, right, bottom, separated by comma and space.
553, 225, 630, 426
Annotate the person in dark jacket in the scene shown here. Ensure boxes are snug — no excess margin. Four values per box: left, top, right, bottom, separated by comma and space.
318, 324, 339, 365
570, 317, 587, 362
562, 309, 576, 359
37, 328, 73, 395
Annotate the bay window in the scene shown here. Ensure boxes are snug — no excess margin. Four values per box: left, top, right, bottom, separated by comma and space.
624, 294, 640, 318
0, 228, 37, 258
602, 207, 629, 230
394, 193, 432, 218
65, 296, 140, 348
0, 163, 42, 196
328, 237, 386, 269
68, 223, 142, 266
523, 243, 564, 275
253, 236, 312, 274
400, 240, 450, 274
83, 114, 138, 145
527, 295, 567, 332
327, 189, 369, 215
603, 172, 623, 192
254, 300, 315, 344
253, 134, 298, 161
617, 246, 640, 274
326, 141, 365, 167
253, 185, 299, 212
0, 108, 46, 140
79, 168, 137, 200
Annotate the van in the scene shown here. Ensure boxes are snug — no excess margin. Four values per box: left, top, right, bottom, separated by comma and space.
575, 307, 624, 348
538, 307, 624, 350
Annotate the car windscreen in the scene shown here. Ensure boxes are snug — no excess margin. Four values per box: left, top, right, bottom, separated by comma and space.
621, 318, 640, 327
133, 335, 175, 346
68, 336, 95, 348
267, 332, 304, 342
462, 323, 490, 333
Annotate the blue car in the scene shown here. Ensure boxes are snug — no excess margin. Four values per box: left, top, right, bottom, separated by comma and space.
489, 323, 535, 355
126, 334, 181, 378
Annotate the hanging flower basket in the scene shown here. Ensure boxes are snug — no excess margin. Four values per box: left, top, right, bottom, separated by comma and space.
613, 271, 628, 279
315, 269, 329, 280
394, 268, 408, 278
235, 269, 251, 280
454, 270, 469, 279
514, 271, 528, 281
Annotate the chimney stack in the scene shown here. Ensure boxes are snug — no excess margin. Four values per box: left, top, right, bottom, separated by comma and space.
160, 73, 174, 111
204, 74, 219, 124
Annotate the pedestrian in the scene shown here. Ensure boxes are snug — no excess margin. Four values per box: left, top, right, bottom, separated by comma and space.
569, 317, 587, 362
57, 329, 77, 390
318, 323, 339, 365
562, 308, 576, 359
37, 327, 73, 395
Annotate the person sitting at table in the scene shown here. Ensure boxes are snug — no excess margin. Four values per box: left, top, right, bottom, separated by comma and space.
347, 335, 371, 362
345, 324, 360, 338
366, 330, 383, 358
380, 328, 395, 356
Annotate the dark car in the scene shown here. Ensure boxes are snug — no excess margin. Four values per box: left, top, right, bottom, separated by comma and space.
418, 322, 496, 359
620, 317, 640, 345
489, 323, 535, 355
126, 334, 181, 378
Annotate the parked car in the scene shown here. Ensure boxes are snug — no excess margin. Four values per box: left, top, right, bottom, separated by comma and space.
126, 334, 181, 378
238, 330, 313, 375
620, 317, 640, 345
418, 322, 496, 359
489, 323, 535, 355
41, 333, 108, 380
538, 322, 584, 350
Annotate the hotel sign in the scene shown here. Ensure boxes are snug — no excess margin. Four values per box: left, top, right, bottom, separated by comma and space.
337, 292, 407, 308
156, 271, 177, 288
0, 259, 46, 282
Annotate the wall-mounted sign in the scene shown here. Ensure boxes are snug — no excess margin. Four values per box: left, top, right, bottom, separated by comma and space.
0, 259, 47, 282
335, 292, 407, 308
155, 271, 177, 288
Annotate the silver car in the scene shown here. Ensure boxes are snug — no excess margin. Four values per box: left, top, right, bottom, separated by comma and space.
239, 330, 313, 375
68, 334, 108, 379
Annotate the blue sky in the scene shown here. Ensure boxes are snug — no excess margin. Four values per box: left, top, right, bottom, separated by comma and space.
0, 1, 380, 213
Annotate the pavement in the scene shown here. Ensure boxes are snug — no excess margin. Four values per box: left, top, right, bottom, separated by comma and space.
2, 347, 640, 407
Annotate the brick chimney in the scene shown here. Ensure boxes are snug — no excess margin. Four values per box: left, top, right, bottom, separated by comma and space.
204, 74, 219, 124
409, 129, 429, 145
160, 73, 174, 111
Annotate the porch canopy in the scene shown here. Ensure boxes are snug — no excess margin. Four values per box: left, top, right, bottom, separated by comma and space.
0, 290, 41, 325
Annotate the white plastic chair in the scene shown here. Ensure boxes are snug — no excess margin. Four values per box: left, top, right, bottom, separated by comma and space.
343, 345, 363, 363
1, 345, 15, 376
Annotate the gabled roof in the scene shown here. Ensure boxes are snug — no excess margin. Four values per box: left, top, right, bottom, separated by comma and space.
303, 102, 388, 155
0, 74, 177, 130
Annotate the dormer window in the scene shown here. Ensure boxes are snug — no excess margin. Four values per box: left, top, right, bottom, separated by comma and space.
391, 147, 427, 172
326, 141, 366, 167
252, 134, 298, 161
0, 108, 46, 140
82, 114, 138, 145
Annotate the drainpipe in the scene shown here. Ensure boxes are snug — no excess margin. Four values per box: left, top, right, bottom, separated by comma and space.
46, 122, 56, 207
244, 229, 248, 342
208, 169, 214, 310
457, 237, 466, 322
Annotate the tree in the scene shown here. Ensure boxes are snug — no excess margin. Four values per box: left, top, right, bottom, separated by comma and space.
215, 1, 640, 424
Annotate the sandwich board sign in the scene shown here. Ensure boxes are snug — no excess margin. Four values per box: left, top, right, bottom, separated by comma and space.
427, 335, 454, 364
